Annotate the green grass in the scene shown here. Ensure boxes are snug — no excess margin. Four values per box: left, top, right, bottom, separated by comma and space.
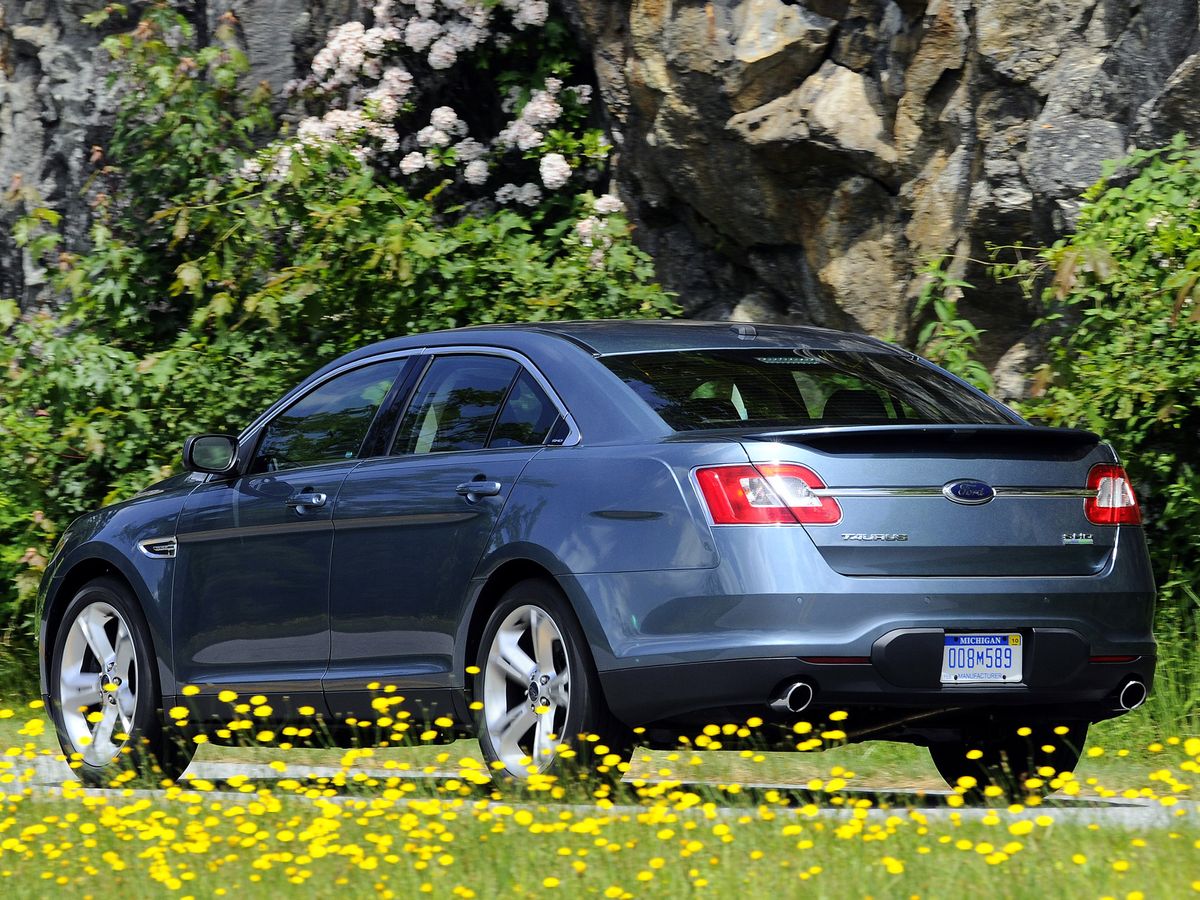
0, 675, 1194, 899
0, 778, 1194, 898
0, 700, 1193, 795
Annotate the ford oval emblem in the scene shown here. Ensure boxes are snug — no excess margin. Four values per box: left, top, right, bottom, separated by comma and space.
942, 479, 996, 505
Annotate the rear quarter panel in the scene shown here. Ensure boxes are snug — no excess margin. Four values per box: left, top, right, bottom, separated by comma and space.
472, 441, 748, 665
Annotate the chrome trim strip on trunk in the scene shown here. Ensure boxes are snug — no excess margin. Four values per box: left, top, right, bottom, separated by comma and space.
810, 487, 944, 497
995, 487, 1099, 498
810, 487, 1098, 499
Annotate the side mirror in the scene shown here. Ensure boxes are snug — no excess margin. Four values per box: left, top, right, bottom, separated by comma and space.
183, 434, 240, 475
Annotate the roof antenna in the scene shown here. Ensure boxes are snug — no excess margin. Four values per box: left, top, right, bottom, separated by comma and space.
730, 323, 757, 340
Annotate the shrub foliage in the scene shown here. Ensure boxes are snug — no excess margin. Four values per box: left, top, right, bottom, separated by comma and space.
993, 135, 1200, 630
0, 7, 672, 677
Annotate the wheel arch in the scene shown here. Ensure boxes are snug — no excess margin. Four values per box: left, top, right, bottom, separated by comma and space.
460, 559, 557, 692
40, 550, 169, 701
457, 551, 615, 700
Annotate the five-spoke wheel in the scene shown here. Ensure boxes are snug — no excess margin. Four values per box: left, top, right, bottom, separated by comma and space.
48, 577, 194, 785
57, 600, 139, 768
474, 579, 630, 779
482, 603, 572, 774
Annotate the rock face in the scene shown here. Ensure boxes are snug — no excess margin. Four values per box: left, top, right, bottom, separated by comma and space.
562, 0, 1200, 373
4, 1, 1200, 384
0, 0, 357, 305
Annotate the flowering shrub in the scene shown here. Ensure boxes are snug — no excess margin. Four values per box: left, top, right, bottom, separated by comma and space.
273, 0, 615, 223
0, 3, 674, 682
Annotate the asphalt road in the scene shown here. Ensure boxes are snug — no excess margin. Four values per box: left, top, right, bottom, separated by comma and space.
13, 755, 1193, 829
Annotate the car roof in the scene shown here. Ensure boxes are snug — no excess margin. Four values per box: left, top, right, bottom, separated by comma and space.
297, 319, 905, 406
330, 319, 897, 360
454, 320, 896, 356
254, 321, 967, 450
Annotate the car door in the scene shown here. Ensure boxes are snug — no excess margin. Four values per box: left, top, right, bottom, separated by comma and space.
172, 357, 410, 716
325, 351, 567, 719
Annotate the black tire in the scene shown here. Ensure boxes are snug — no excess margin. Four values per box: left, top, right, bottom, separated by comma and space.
472, 578, 632, 781
47, 577, 195, 786
929, 719, 1088, 801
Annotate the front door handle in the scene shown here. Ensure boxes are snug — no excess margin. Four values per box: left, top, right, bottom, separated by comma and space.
286, 491, 328, 511
456, 480, 502, 499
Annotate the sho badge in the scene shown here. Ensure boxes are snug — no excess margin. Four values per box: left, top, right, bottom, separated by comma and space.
841, 533, 909, 542
1062, 533, 1094, 545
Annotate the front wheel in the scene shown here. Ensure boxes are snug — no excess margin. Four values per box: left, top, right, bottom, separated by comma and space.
47, 577, 195, 786
473, 579, 631, 780
929, 719, 1088, 801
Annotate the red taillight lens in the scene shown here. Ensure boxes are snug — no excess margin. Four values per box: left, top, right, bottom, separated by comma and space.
1085, 464, 1142, 525
695, 464, 841, 525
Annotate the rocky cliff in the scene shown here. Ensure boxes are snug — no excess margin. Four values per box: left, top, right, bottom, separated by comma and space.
0, 0, 356, 304
563, 0, 1200, 387
4, 1, 1200, 388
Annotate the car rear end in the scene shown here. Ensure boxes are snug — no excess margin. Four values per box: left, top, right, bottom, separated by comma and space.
593, 339, 1156, 738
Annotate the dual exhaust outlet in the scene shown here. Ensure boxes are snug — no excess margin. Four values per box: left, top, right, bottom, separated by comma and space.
1117, 678, 1147, 712
770, 680, 816, 714
768, 677, 1146, 715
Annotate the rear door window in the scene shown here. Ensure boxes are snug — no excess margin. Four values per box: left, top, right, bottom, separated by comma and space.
392, 355, 519, 454
490, 372, 560, 448
601, 349, 1012, 431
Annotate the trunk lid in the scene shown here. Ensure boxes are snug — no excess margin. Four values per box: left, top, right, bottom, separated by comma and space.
737, 425, 1115, 577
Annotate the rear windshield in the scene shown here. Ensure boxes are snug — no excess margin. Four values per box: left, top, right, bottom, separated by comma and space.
601, 349, 1013, 431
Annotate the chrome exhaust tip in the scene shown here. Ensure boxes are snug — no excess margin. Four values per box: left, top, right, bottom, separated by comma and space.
770, 680, 815, 714
1117, 679, 1147, 711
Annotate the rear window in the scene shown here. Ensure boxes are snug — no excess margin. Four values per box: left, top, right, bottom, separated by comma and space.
600, 349, 1012, 431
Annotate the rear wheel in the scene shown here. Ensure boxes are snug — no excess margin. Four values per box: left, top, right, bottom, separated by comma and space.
48, 577, 195, 786
929, 719, 1088, 801
474, 579, 631, 780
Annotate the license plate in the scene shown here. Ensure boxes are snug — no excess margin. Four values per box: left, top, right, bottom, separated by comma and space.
940, 633, 1023, 684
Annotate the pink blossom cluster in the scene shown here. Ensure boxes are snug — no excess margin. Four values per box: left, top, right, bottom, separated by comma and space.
298, 109, 400, 153
494, 182, 544, 206
573, 194, 629, 266
496, 78, 564, 152
311, 21, 401, 91
262, 0, 618, 231
501, 0, 550, 30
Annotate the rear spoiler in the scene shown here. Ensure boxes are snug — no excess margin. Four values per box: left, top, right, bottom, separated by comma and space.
741, 424, 1102, 460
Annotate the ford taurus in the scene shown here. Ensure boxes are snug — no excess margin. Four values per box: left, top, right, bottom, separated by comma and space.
36, 321, 1156, 793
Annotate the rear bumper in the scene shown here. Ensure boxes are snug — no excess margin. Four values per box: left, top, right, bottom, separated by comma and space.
599, 626, 1155, 726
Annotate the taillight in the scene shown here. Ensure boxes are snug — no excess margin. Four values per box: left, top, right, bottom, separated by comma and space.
1085, 464, 1142, 525
695, 464, 841, 525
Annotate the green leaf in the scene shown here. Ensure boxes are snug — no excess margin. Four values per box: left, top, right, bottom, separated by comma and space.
173, 262, 203, 296
0, 299, 18, 331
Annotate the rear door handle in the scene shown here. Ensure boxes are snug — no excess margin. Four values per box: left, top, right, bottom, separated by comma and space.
456, 481, 502, 498
286, 491, 328, 510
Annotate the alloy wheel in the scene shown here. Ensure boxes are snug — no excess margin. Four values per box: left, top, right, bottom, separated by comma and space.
482, 603, 571, 776
57, 601, 139, 767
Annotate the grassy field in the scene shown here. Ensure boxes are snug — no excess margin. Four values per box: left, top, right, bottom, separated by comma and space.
0, 697, 1195, 898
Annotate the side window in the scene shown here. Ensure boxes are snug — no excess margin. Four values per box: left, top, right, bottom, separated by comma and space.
393, 355, 518, 455
252, 360, 404, 472
490, 372, 560, 448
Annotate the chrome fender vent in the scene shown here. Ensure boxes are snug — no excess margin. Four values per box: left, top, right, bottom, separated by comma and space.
137, 537, 177, 559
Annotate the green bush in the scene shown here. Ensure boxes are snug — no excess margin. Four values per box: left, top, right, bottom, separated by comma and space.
0, 7, 673, 684
992, 136, 1200, 618
988, 136, 1200, 733
912, 257, 994, 393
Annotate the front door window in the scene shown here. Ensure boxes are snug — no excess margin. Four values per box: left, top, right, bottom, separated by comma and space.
254, 360, 405, 472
